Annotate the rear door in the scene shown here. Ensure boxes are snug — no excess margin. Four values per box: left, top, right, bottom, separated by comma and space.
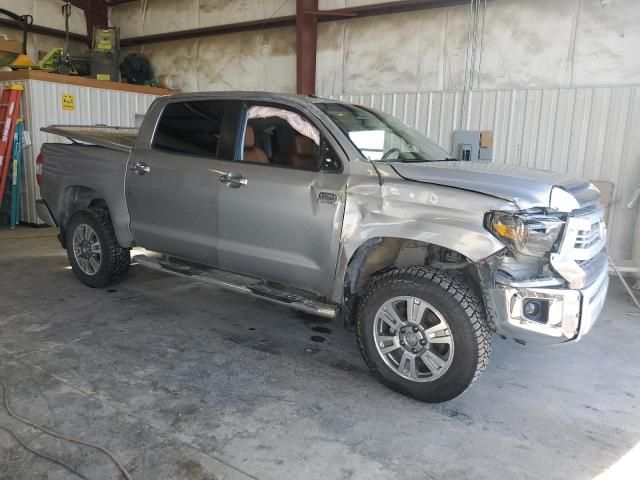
125, 99, 232, 264
213, 101, 348, 296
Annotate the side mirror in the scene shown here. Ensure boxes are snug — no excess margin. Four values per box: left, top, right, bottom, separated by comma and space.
320, 140, 342, 172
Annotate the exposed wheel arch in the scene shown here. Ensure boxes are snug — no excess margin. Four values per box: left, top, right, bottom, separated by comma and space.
340, 237, 482, 327
59, 186, 109, 248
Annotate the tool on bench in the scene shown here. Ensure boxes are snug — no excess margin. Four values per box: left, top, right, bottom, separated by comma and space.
9, 119, 24, 229
0, 85, 23, 213
0, 8, 35, 68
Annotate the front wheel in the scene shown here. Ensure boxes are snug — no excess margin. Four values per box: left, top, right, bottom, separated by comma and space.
66, 208, 130, 288
356, 267, 491, 403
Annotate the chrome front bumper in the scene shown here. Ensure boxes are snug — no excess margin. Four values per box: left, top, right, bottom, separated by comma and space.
487, 259, 609, 344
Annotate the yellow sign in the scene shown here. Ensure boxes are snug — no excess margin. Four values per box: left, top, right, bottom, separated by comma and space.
96, 74, 111, 81
62, 93, 74, 111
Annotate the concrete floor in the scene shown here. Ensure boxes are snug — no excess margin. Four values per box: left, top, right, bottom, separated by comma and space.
0, 226, 639, 480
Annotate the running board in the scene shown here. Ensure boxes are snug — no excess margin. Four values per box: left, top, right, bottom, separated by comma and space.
134, 255, 337, 319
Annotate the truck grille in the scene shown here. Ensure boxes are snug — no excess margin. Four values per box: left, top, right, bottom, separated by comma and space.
577, 249, 608, 286
566, 207, 606, 260
551, 203, 607, 289
574, 220, 603, 250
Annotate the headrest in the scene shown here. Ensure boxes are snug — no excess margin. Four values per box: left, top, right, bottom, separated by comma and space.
291, 135, 315, 156
244, 125, 255, 148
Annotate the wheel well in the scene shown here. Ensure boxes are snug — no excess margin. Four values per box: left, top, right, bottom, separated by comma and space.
59, 186, 107, 247
342, 238, 481, 325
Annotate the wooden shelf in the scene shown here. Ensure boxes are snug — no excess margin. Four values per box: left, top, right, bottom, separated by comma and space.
0, 70, 175, 95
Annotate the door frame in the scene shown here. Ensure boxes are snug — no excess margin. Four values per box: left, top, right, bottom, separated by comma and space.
124, 98, 238, 264
213, 99, 351, 295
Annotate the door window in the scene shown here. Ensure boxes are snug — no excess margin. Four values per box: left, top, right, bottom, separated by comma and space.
153, 100, 228, 157
241, 106, 321, 171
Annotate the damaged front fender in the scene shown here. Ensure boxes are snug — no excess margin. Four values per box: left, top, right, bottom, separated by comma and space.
330, 162, 515, 304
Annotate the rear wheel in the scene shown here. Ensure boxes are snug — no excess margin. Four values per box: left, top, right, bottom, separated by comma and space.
356, 266, 491, 403
66, 208, 130, 288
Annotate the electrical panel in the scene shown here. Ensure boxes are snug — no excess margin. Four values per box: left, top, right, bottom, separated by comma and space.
452, 130, 493, 161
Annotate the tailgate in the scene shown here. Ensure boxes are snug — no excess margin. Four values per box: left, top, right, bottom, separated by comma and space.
41, 125, 139, 152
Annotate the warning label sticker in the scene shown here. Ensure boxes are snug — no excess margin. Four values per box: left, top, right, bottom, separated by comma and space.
62, 93, 75, 111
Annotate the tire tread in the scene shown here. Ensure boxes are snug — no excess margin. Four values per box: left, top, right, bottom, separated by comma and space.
355, 266, 491, 400
66, 207, 130, 287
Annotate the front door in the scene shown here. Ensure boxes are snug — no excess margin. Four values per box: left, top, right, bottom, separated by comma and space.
125, 99, 231, 265
214, 102, 347, 296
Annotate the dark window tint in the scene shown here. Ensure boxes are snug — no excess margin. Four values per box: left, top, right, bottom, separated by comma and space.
153, 100, 228, 157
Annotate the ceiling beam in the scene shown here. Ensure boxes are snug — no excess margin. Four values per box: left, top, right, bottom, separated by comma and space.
119, 0, 474, 46
0, 18, 89, 43
120, 16, 296, 47
317, 0, 470, 20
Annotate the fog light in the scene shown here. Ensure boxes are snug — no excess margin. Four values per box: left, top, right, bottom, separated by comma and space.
523, 300, 540, 317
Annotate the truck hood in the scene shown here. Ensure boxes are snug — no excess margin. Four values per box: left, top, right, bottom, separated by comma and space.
391, 161, 592, 210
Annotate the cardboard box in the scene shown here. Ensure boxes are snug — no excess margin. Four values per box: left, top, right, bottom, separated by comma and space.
0, 40, 23, 55
480, 130, 493, 148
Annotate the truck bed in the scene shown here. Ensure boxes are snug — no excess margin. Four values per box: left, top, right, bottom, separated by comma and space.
41, 125, 139, 152
39, 141, 134, 247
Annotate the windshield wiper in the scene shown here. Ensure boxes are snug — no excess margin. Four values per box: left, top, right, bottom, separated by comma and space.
397, 157, 460, 163
375, 157, 459, 163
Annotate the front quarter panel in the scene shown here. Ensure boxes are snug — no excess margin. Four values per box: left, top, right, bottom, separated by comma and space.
331, 162, 514, 302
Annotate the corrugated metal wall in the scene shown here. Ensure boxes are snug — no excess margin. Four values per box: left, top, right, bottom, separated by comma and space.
0, 79, 160, 225
332, 85, 640, 264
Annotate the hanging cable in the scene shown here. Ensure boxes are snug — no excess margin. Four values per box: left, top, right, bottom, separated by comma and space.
0, 378, 133, 480
460, 0, 475, 128
0, 426, 91, 480
476, 0, 488, 89
460, 0, 487, 128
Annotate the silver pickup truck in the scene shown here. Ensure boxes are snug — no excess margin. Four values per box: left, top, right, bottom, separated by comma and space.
36, 92, 608, 403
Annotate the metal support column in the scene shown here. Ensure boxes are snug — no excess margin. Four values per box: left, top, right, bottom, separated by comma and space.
296, 0, 318, 95
69, 0, 108, 45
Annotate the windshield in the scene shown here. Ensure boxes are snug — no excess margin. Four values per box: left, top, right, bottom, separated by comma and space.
317, 103, 451, 162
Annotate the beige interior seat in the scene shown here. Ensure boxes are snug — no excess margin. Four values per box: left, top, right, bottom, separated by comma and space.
244, 125, 269, 163
289, 135, 318, 170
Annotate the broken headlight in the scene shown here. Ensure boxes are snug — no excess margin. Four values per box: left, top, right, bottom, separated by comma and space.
486, 211, 565, 257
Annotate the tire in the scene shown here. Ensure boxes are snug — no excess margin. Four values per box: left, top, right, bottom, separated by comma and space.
65, 208, 130, 288
356, 266, 491, 403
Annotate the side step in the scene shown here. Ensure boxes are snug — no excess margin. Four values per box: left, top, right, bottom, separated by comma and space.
134, 255, 337, 319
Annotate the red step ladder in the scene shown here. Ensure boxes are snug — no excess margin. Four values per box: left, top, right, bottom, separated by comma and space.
0, 84, 24, 210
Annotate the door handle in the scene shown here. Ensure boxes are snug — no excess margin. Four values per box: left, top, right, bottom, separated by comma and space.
219, 173, 247, 188
130, 161, 151, 175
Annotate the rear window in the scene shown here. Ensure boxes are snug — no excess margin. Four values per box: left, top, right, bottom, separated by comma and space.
152, 100, 228, 157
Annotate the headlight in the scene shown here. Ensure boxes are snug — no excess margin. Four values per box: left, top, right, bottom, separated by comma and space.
486, 211, 565, 257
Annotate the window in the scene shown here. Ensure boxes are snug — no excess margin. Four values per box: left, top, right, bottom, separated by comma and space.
241, 106, 321, 171
317, 103, 450, 163
153, 100, 228, 157
348, 130, 385, 160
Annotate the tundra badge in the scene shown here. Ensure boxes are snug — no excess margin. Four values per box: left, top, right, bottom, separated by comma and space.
318, 192, 338, 204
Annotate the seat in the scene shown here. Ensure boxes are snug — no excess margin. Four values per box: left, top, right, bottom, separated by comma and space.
289, 135, 318, 170
244, 125, 269, 163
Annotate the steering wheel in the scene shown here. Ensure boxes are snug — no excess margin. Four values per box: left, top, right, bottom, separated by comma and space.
381, 148, 402, 160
